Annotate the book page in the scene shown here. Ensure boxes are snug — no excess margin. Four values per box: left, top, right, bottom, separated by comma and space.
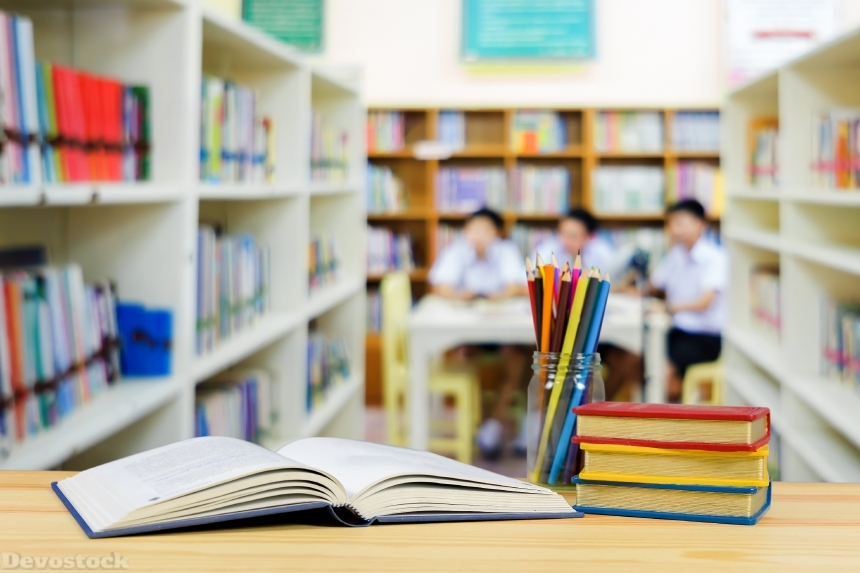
57, 437, 316, 531
277, 438, 538, 500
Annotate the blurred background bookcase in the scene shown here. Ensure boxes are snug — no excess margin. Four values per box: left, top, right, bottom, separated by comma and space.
364, 107, 720, 404
0, 0, 365, 470
723, 30, 860, 482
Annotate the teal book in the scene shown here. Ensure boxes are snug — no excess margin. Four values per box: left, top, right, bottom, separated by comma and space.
573, 477, 771, 525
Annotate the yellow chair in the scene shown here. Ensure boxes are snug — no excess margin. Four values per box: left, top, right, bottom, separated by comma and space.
381, 272, 480, 463
682, 360, 723, 406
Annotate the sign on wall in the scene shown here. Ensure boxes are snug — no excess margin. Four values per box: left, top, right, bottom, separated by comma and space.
462, 0, 595, 61
244, 0, 324, 53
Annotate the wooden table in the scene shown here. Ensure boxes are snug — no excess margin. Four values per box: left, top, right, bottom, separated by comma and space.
2, 473, 859, 572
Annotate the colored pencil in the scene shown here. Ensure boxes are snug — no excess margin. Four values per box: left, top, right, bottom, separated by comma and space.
549, 270, 572, 354
534, 258, 544, 350
528, 270, 591, 483
539, 257, 554, 354
525, 257, 538, 346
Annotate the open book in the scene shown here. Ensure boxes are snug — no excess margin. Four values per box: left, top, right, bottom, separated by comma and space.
53, 437, 580, 538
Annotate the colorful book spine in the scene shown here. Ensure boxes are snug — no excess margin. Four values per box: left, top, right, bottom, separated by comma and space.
671, 111, 720, 152
593, 166, 665, 214
367, 110, 404, 153
594, 111, 663, 153
195, 369, 274, 443
812, 110, 860, 190
510, 111, 567, 153
311, 111, 348, 181
511, 166, 570, 214
309, 235, 341, 291
436, 167, 507, 212
307, 331, 351, 412
195, 226, 271, 356
0, 265, 119, 454
750, 266, 780, 342
366, 164, 406, 213
668, 162, 723, 216
200, 75, 273, 184
367, 227, 415, 275
820, 297, 860, 393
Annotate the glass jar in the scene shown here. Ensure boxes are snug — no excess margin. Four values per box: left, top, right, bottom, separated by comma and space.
526, 351, 603, 488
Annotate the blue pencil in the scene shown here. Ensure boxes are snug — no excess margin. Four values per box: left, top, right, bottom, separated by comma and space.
548, 273, 611, 484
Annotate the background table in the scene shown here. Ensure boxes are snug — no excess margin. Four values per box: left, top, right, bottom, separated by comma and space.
407, 294, 669, 450
1, 473, 858, 572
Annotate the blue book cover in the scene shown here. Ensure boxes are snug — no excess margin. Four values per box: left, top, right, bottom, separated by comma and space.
572, 477, 772, 526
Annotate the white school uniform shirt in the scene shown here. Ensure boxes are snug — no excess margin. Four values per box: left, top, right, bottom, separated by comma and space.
534, 235, 616, 275
429, 238, 526, 296
650, 238, 728, 335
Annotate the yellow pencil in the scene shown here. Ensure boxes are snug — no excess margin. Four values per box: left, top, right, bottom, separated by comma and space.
530, 270, 591, 483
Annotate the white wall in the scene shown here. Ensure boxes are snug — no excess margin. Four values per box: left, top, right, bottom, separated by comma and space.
322, 0, 723, 107
320, 0, 860, 108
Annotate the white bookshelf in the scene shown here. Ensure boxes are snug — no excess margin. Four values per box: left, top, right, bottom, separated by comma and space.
723, 27, 860, 482
0, 0, 366, 470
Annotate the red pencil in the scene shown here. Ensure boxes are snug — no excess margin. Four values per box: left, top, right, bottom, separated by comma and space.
525, 257, 539, 346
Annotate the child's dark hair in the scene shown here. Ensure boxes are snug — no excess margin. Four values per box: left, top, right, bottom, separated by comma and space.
466, 207, 504, 232
564, 207, 598, 234
667, 199, 707, 221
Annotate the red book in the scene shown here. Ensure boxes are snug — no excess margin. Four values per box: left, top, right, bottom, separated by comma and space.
572, 402, 770, 452
51, 66, 72, 182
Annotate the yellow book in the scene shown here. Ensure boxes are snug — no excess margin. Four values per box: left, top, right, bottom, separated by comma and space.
578, 442, 769, 488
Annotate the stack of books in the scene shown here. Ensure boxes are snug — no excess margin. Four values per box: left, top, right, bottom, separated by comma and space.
572, 403, 772, 525
594, 111, 663, 153
196, 226, 271, 355
749, 122, 778, 188
0, 265, 120, 455
510, 111, 567, 153
438, 111, 465, 149
668, 162, 723, 216
311, 111, 349, 181
195, 369, 274, 443
200, 76, 273, 184
592, 166, 665, 215
812, 110, 860, 189
307, 331, 351, 412
367, 227, 415, 276
309, 235, 341, 291
0, 10, 151, 184
366, 110, 405, 152
435, 224, 464, 255
821, 297, 860, 392
366, 164, 406, 213
671, 111, 720, 152
511, 225, 554, 260
436, 167, 507, 212
511, 166, 570, 214
750, 265, 781, 342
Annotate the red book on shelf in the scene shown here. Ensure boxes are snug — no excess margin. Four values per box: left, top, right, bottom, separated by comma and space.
52, 66, 73, 182
572, 402, 770, 452
79, 73, 99, 180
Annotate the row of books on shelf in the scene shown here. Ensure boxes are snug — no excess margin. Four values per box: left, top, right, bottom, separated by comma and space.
366, 110, 407, 153
200, 76, 274, 184
438, 111, 465, 149
668, 162, 723, 216
671, 111, 721, 152
812, 110, 860, 190
0, 264, 119, 451
309, 235, 341, 291
196, 226, 271, 356
510, 111, 568, 154
195, 369, 274, 443
367, 227, 415, 275
435, 224, 463, 257
437, 166, 571, 214
0, 11, 150, 185
311, 111, 349, 182
307, 330, 351, 413
750, 266, 781, 341
594, 111, 663, 153
749, 122, 778, 188
366, 164, 406, 213
592, 165, 666, 215
821, 297, 860, 393
510, 166, 570, 214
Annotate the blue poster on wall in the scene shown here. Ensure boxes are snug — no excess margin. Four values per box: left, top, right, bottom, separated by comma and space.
462, 0, 595, 61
